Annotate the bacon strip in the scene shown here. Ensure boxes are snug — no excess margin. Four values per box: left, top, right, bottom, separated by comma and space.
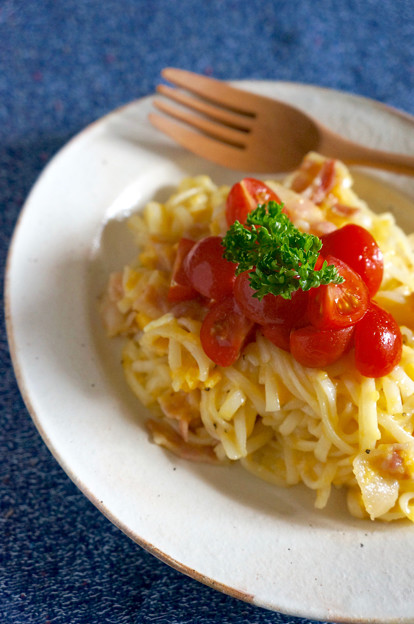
146, 419, 220, 464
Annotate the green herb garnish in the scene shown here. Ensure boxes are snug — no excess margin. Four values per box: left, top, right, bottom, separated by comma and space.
222, 201, 343, 300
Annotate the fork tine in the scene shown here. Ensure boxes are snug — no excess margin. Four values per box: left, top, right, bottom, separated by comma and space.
152, 99, 248, 148
161, 68, 257, 116
156, 84, 253, 131
148, 112, 250, 170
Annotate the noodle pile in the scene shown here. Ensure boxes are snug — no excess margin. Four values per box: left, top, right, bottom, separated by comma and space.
101, 153, 414, 521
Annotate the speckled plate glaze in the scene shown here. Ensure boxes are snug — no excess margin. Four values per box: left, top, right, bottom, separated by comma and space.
5, 82, 414, 623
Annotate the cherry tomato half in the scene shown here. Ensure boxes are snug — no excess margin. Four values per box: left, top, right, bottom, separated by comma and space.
168, 238, 198, 302
307, 255, 369, 329
261, 323, 292, 352
200, 297, 254, 367
290, 325, 355, 368
234, 270, 309, 326
184, 236, 236, 300
354, 302, 402, 377
321, 224, 384, 296
225, 178, 282, 226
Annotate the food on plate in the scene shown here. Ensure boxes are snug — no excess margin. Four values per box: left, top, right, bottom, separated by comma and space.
101, 152, 414, 522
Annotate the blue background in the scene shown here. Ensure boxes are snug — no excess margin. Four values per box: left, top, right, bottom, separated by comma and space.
1, 1, 414, 623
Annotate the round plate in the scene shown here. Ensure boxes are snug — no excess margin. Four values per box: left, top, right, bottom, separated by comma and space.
6, 82, 414, 622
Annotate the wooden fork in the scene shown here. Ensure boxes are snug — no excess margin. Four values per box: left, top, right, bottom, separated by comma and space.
149, 68, 414, 175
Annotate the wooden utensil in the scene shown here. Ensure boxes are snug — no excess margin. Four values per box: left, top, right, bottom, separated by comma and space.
149, 68, 414, 175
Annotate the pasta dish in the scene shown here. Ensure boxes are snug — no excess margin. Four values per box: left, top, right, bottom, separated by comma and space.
101, 153, 414, 522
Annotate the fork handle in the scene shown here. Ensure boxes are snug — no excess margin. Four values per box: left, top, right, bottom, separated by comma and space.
320, 129, 414, 176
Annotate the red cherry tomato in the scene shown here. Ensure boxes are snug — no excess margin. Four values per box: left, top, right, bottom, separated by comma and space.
168, 238, 198, 302
234, 270, 309, 326
290, 325, 355, 368
185, 236, 236, 300
321, 224, 384, 296
261, 323, 292, 352
307, 255, 369, 329
225, 178, 282, 226
200, 297, 254, 367
354, 302, 402, 377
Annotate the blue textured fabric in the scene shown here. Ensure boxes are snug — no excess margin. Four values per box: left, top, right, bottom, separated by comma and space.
1, 1, 413, 622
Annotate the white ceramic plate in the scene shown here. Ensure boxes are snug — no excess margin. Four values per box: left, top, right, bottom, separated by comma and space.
6, 82, 414, 623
